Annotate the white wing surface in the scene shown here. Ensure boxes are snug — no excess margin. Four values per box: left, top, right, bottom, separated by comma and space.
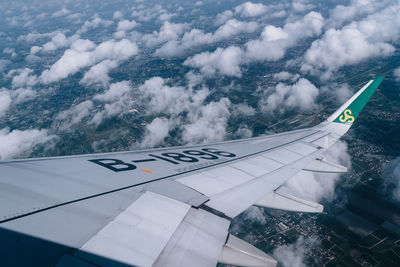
0, 77, 383, 267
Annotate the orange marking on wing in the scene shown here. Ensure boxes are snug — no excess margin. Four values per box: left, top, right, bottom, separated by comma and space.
141, 168, 153, 173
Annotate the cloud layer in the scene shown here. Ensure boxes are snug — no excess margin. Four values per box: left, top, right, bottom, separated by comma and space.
184, 11, 324, 77
302, 2, 400, 78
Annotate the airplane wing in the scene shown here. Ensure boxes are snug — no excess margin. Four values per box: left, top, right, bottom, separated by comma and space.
0, 77, 383, 267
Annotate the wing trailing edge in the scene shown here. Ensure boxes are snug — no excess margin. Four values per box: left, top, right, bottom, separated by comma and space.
218, 234, 277, 267
303, 157, 347, 173
255, 188, 324, 213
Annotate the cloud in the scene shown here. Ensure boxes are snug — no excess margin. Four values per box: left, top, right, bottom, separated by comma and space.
183, 46, 244, 77
213, 19, 259, 40
113, 11, 123, 20
273, 236, 319, 267
131, 4, 170, 22
184, 12, 324, 76
158, 12, 175, 22
52, 8, 71, 18
234, 125, 253, 139
291, 0, 315, 13
245, 11, 324, 62
0, 84, 37, 116
90, 81, 134, 127
12, 88, 37, 104
137, 76, 232, 145
117, 19, 137, 31
321, 82, 353, 104
80, 59, 118, 87
0, 59, 10, 73
77, 15, 113, 34
154, 19, 258, 57
140, 117, 171, 148
394, 67, 400, 82
383, 157, 400, 202
281, 140, 351, 202
28, 32, 81, 55
18, 30, 61, 43
242, 206, 268, 224
42, 32, 71, 52
93, 81, 131, 102
327, 0, 389, 28
215, 10, 233, 26
66, 12, 82, 22
3, 48, 16, 58
0, 127, 58, 159
273, 71, 300, 82
182, 97, 231, 144
0, 90, 11, 117
114, 19, 139, 38
232, 103, 256, 117
138, 76, 208, 116
40, 39, 96, 84
142, 21, 189, 47
260, 78, 319, 113
302, 3, 400, 78
234, 2, 268, 17
91, 100, 132, 127
54, 100, 94, 131
41, 39, 138, 84
11, 68, 38, 88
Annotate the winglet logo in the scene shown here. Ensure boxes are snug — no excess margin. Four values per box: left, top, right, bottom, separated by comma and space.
339, 109, 355, 123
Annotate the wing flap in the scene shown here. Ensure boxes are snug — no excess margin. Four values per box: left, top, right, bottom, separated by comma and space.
218, 234, 277, 267
204, 155, 317, 218
153, 208, 229, 267
303, 158, 347, 173
230, 156, 283, 177
255, 189, 323, 213
74, 191, 191, 267
176, 166, 254, 197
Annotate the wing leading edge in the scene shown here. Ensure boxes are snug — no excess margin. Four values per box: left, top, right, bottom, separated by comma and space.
0, 77, 383, 267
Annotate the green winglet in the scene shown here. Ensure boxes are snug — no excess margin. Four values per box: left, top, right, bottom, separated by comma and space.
333, 76, 383, 124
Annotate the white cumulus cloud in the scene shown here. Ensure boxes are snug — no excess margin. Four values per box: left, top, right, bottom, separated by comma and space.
117, 19, 137, 31
41, 39, 138, 84
302, 3, 400, 79
273, 236, 319, 267
182, 98, 231, 144
235, 2, 268, 17
0, 128, 58, 159
11, 68, 38, 88
54, 100, 94, 131
245, 11, 324, 62
93, 81, 131, 102
183, 46, 244, 77
261, 78, 319, 113
142, 21, 189, 47
184, 12, 324, 76
80, 60, 118, 87
140, 117, 171, 148
90, 81, 134, 127
154, 19, 258, 57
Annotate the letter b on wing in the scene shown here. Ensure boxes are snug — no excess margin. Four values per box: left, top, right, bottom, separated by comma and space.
89, 158, 137, 172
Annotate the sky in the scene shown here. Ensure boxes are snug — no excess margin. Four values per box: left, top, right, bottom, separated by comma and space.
1, 1, 400, 265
